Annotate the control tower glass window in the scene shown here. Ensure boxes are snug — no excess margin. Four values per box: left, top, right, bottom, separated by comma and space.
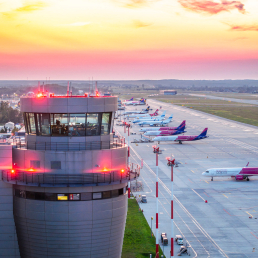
51, 114, 69, 136
101, 113, 111, 135
24, 112, 112, 136
28, 113, 36, 134
69, 114, 86, 136
37, 113, 51, 136
86, 113, 100, 136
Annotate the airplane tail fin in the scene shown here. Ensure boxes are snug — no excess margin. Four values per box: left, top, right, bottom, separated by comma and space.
129, 97, 133, 101
145, 106, 150, 111
199, 128, 208, 137
161, 111, 166, 117
177, 120, 186, 130
140, 98, 145, 103
168, 114, 173, 120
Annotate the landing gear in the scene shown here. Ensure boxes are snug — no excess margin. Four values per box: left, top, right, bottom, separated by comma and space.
179, 141, 182, 144
158, 141, 160, 144
247, 177, 250, 181
211, 177, 213, 181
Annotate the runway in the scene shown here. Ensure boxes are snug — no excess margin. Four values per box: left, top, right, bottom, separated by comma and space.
115, 99, 258, 258
189, 93, 258, 106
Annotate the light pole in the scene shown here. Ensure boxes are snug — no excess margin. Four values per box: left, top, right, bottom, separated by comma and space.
153, 146, 160, 258
151, 216, 153, 237
127, 123, 131, 198
166, 157, 175, 258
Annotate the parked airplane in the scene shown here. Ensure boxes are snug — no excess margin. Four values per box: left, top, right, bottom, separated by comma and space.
128, 109, 159, 118
139, 121, 186, 132
138, 115, 173, 127
153, 128, 208, 144
124, 98, 146, 106
122, 106, 150, 115
144, 129, 186, 136
202, 164, 258, 181
144, 125, 186, 136
133, 111, 166, 123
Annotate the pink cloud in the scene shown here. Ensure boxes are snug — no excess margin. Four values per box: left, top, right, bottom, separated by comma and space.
178, 0, 245, 14
229, 25, 258, 31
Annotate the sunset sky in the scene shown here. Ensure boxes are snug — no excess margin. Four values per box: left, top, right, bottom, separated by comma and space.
0, 0, 258, 80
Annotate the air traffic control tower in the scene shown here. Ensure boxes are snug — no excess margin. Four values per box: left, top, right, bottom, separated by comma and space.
1, 92, 139, 258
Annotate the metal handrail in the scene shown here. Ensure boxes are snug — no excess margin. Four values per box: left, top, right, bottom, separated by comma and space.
13, 139, 125, 151
2, 170, 139, 186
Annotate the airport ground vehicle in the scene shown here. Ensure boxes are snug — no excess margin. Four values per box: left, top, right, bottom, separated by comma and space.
161, 233, 168, 245
141, 195, 147, 203
178, 246, 190, 256
175, 235, 184, 245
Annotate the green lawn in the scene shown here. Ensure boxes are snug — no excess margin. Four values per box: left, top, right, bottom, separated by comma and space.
122, 199, 166, 258
190, 105, 258, 127
157, 96, 258, 127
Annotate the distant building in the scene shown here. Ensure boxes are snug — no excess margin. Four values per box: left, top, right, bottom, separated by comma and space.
163, 90, 177, 95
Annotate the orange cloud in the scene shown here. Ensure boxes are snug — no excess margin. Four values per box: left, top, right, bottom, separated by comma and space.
2, 2, 47, 18
114, 0, 159, 8
178, 0, 245, 15
15, 2, 47, 12
133, 20, 152, 28
229, 24, 258, 31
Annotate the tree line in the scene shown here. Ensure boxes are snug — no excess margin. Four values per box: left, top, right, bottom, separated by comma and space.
0, 101, 23, 124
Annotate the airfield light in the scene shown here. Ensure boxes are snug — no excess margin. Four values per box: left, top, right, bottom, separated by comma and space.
37, 92, 43, 98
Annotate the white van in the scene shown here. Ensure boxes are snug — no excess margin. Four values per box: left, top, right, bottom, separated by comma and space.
175, 235, 183, 245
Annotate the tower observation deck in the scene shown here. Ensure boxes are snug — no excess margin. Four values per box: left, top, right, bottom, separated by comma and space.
2, 92, 138, 258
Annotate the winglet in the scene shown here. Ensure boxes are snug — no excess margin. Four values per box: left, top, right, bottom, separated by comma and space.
246, 162, 249, 167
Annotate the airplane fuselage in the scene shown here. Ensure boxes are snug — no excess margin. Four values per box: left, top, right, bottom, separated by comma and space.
202, 167, 258, 181
144, 130, 186, 136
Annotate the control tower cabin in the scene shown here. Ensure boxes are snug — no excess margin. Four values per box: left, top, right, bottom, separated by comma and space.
1, 92, 138, 258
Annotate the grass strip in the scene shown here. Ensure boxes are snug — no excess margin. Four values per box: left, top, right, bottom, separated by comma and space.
158, 98, 258, 127
189, 105, 258, 127
122, 199, 166, 258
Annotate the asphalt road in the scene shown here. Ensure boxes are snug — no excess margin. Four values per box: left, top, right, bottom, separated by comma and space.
115, 99, 258, 258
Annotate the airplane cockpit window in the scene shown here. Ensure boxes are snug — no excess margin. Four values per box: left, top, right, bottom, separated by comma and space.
205, 170, 209, 173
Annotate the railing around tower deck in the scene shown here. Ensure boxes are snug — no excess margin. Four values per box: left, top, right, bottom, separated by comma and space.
13, 139, 125, 151
2, 168, 139, 187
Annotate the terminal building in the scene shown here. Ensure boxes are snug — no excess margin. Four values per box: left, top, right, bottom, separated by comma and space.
162, 90, 177, 95
0, 92, 138, 258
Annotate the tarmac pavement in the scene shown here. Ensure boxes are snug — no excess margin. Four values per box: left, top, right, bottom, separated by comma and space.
115, 99, 258, 258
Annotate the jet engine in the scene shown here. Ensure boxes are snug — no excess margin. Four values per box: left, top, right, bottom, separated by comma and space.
235, 175, 244, 180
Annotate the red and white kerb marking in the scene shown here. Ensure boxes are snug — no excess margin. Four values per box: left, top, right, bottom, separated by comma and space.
171, 164, 174, 257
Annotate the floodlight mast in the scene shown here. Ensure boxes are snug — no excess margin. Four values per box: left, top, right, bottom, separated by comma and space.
127, 124, 130, 198
167, 158, 175, 258
153, 146, 160, 258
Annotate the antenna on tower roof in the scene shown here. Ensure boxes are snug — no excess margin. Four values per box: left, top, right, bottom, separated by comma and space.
67, 81, 69, 96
